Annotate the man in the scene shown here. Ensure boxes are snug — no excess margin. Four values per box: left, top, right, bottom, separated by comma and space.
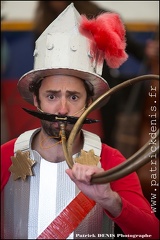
1, 3, 158, 239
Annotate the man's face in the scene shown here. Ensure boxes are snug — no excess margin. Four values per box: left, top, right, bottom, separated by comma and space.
33, 75, 89, 137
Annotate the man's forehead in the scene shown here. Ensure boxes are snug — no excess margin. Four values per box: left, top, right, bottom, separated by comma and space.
43, 75, 82, 82
44, 89, 83, 95
40, 75, 87, 89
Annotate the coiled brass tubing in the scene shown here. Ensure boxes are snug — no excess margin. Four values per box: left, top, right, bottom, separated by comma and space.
60, 122, 73, 169
63, 74, 159, 184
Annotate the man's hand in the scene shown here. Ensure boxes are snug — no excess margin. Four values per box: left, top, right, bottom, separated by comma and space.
66, 163, 122, 217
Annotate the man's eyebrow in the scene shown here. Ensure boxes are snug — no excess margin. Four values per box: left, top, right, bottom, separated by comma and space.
66, 90, 81, 95
45, 90, 81, 95
45, 90, 60, 93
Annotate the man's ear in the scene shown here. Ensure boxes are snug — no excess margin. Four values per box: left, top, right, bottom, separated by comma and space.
87, 98, 93, 107
33, 95, 38, 107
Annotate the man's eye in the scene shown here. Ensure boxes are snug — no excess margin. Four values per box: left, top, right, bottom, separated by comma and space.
71, 95, 78, 100
48, 95, 55, 100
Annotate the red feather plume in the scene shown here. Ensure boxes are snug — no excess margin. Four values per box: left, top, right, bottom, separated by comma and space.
79, 12, 128, 68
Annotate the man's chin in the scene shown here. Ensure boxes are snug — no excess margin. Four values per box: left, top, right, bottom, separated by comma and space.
51, 122, 60, 129
41, 120, 73, 138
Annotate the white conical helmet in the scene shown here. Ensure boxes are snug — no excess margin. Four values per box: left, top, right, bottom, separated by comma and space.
17, 3, 127, 108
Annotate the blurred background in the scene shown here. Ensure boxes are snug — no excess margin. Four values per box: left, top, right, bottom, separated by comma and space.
1, 1, 159, 219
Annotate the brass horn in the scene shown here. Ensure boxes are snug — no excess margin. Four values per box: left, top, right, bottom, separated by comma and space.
61, 74, 159, 184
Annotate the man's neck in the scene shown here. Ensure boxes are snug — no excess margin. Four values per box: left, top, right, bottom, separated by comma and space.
31, 129, 83, 163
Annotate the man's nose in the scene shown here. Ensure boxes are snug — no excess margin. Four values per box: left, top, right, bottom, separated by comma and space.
58, 98, 69, 115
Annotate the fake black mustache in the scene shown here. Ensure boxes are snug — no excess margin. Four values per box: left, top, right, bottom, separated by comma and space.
22, 108, 100, 124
